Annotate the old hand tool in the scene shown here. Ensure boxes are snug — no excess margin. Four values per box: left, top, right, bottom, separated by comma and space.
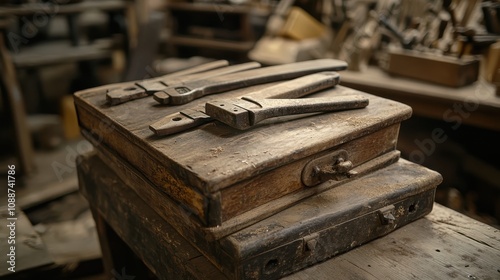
206, 95, 369, 130
106, 61, 260, 105
149, 71, 340, 136
152, 59, 348, 105
107, 60, 229, 105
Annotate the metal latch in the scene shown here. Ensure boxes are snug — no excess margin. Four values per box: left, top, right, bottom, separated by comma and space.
378, 205, 396, 225
302, 150, 358, 187
303, 233, 319, 253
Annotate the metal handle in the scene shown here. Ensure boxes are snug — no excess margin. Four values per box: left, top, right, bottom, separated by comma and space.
242, 95, 369, 125
302, 150, 359, 187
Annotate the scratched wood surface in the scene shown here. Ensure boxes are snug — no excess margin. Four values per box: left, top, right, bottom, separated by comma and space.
78, 154, 228, 280
84, 134, 396, 242
84, 122, 401, 228
284, 203, 500, 280
78, 153, 444, 279
75, 77, 412, 225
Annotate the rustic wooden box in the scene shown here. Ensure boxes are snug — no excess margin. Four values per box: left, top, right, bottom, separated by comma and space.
74, 76, 411, 227
384, 49, 480, 87
78, 153, 442, 279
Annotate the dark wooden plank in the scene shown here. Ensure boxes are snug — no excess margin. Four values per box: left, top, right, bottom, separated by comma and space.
91, 209, 154, 280
85, 123, 401, 237
230, 158, 439, 256
77, 153, 228, 280
86, 129, 396, 242
284, 204, 500, 280
0, 209, 54, 276
78, 151, 500, 279
186, 256, 229, 280
78, 152, 443, 279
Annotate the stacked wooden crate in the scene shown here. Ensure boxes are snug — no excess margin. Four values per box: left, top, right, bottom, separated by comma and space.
74, 59, 442, 279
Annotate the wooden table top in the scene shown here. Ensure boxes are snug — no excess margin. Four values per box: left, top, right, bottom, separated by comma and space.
341, 67, 500, 131
78, 153, 500, 279
285, 203, 500, 280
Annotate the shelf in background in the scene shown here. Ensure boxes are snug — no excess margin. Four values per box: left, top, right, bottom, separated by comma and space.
341, 66, 500, 131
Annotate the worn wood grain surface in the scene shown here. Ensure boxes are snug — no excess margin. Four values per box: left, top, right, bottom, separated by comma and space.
86, 130, 400, 242
78, 153, 444, 279
77, 154, 227, 280
75, 80, 411, 225
284, 203, 500, 280
75, 84, 411, 192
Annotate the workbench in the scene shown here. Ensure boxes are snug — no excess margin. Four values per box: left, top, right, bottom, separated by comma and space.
78, 153, 500, 280
341, 67, 500, 132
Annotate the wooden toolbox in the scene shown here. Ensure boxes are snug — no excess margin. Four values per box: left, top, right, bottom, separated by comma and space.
384, 49, 480, 87
74, 63, 412, 229
78, 152, 442, 279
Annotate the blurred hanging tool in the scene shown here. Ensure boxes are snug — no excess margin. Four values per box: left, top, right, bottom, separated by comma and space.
379, 13, 417, 50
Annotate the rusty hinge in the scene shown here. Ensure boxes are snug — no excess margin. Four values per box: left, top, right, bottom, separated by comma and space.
301, 150, 358, 187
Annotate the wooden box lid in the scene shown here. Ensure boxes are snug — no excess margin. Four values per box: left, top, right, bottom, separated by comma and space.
74, 77, 412, 226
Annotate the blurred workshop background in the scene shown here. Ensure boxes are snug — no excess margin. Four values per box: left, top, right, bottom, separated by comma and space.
0, 0, 499, 279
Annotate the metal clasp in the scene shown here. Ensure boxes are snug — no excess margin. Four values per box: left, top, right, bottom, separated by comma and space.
378, 205, 396, 225
302, 150, 358, 187
303, 233, 319, 253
